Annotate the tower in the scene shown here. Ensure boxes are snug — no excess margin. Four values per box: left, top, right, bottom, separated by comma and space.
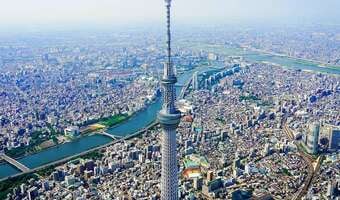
157, 0, 181, 199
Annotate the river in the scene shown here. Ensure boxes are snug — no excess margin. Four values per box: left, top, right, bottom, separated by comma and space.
0, 66, 207, 179
184, 44, 340, 74
0, 46, 339, 179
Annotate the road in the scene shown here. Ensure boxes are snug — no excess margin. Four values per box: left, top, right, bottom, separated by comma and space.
0, 70, 191, 182
98, 131, 118, 140
0, 121, 159, 182
179, 78, 192, 100
0, 153, 30, 172
283, 124, 321, 200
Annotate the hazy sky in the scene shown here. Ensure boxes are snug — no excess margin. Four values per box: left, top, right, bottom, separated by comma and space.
0, 0, 339, 28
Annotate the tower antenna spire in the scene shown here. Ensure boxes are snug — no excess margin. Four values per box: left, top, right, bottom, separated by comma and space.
166, 0, 172, 70
158, 0, 181, 199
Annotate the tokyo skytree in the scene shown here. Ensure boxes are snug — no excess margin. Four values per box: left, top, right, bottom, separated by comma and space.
157, 0, 181, 199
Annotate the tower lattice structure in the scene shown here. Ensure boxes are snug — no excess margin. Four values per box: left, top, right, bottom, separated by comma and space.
157, 0, 181, 199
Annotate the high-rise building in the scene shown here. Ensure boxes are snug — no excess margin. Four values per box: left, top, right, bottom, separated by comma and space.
20, 183, 26, 195
262, 143, 271, 156
65, 175, 76, 186
207, 171, 214, 182
193, 177, 203, 190
208, 53, 218, 61
328, 125, 340, 151
306, 122, 320, 154
157, 0, 181, 199
192, 72, 199, 90
42, 181, 50, 191
327, 181, 334, 197
27, 187, 38, 200
244, 163, 251, 175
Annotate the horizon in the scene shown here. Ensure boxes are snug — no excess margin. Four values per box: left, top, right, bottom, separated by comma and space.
0, 0, 340, 32
0, 1, 339, 199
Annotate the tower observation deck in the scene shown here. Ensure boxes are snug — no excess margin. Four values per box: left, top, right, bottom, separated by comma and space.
157, 0, 181, 199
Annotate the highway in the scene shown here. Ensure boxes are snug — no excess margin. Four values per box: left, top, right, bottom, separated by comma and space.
0, 153, 30, 172
0, 121, 160, 182
179, 78, 192, 100
0, 74, 188, 182
98, 131, 118, 140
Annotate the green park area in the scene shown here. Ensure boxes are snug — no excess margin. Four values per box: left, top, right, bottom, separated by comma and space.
0, 174, 38, 199
282, 168, 292, 176
98, 114, 129, 127
5, 128, 59, 158
81, 113, 129, 128
5, 114, 128, 159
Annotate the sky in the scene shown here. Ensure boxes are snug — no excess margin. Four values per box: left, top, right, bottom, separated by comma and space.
0, 0, 339, 29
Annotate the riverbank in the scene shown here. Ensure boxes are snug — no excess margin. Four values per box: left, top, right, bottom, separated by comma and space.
244, 46, 340, 71
0, 119, 162, 199
4, 114, 130, 160
80, 114, 130, 135
2, 48, 338, 182
0, 64, 222, 199
181, 42, 340, 75
5, 130, 59, 159
0, 67, 198, 181
0, 149, 108, 199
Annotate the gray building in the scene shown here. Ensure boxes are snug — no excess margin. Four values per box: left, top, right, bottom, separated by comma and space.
328, 125, 340, 151
192, 72, 199, 90
306, 122, 320, 154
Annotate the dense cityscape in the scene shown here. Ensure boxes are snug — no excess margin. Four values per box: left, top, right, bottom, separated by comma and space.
0, 0, 340, 199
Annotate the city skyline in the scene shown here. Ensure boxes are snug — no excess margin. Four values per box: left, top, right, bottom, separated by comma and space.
1, 0, 340, 29
0, 0, 339, 199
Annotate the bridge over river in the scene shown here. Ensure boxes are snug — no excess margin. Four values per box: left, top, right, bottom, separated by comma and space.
98, 131, 119, 140
2, 53, 333, 181
0, 153, 30, 172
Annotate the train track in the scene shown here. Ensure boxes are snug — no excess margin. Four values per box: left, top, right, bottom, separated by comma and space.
283, 124, 321, 200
